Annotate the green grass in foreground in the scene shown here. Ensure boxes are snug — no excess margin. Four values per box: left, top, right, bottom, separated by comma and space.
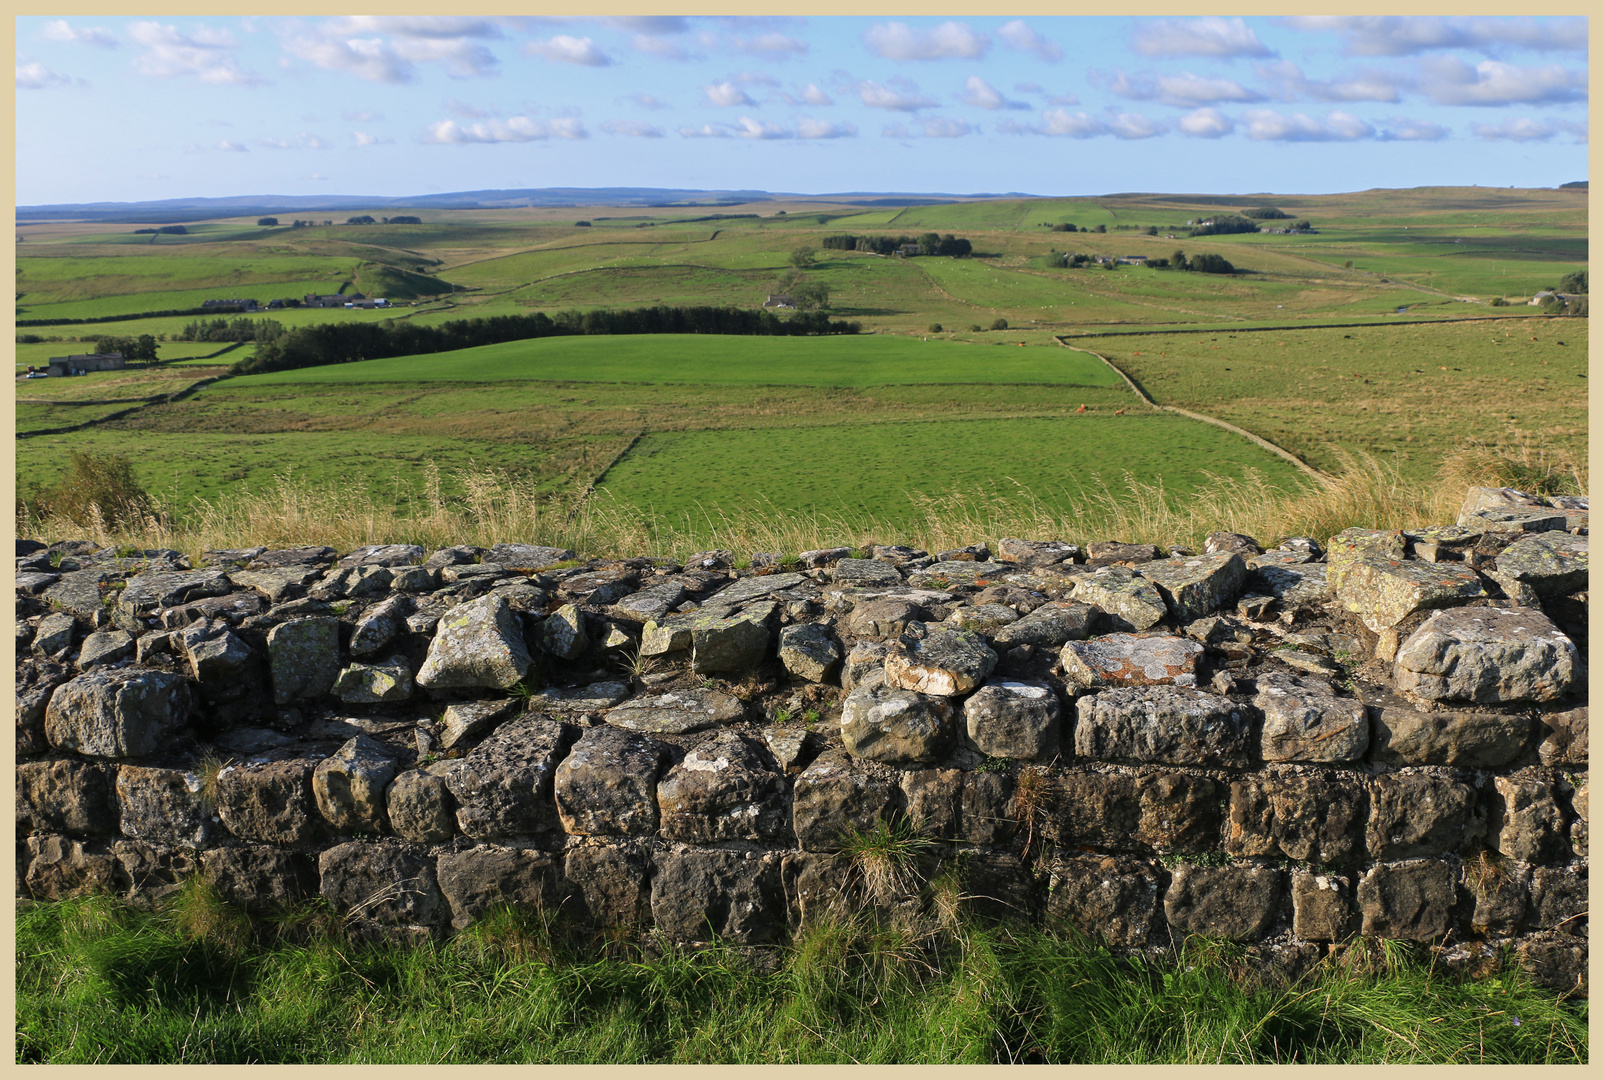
15, 894, 1585, 1064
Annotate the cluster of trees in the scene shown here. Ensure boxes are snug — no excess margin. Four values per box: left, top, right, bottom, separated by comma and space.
1174, 251, 1235, 274
232, 306, 863, 376
819, 232, 972, 256
1187, 215, 1260, 237
1243, 207, 1290, 219
178, 317, 286, 343
87, 334, 159, 361
1049, 222, 1108, 233
132, 225, 187, 235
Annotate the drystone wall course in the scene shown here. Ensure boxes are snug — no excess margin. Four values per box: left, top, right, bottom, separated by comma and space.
12, 502, 1587, 989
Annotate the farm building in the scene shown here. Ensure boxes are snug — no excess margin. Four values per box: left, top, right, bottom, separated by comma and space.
344, 298, 391, 309
1529, 291, 1576, 306
304, 293, 362, 308
46, 352, 125, 377
762, 294, 795, 309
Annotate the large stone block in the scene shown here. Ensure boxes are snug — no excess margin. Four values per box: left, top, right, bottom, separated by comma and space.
1051, 770, 1222, 854
385, 767, 456, 845
778, 623, 842, 682
1255, 672, 1368, 764
1527, 866, 1587, 935
960, 770, 1017, 847
1070, 566, 1168, 631
606, 689, 744, 735
991, 601, 1094, 650
216, 759, 321, 844
1394, 607, 1579, 704
1330, 557, 1485, 633
44, 667, 191, 759
416, 594, 533, 691
540, 603, 591, 661
1227, 773, 1366, 865
1075, 686, 1250, 767
1290, 872, 1354, 941
349, 594, 414, 657
657, 730, 789, 842
445, 716, 575, 840
1368, 695, 1533, 768
1061, 634, 1203, 691
25, 834, 128, 900
1045, 854, 1160, 946
114, 840, 197, 910
267, 617, 341, 704
1492, 774, 1570, 864
1490, 532, 1588, 598
1164, 865, 1282, 941
965, 680, 1062, 760
332, 657, 415, 704
650, 849, 783, 944
562, 843, 650, 927
1366, 772, 1481, 859
319, 841, 443, 930
840, 683, 956, 765
313, 735, 404, 835
792, 751, 898, 852
1138, 552, 1247, 624
553, 725, 669, 837
116, 765, 212, 847
17, 759, 118, 836
1357, 861, 1455, 941
200, 846, 319, 914
884, 623, 997, 697
1537, 706, 1588, 767
436, 845, 567, 930
899, 768, 962, 839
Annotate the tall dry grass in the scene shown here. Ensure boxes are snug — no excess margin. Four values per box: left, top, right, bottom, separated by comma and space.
15, 439, 1587, 563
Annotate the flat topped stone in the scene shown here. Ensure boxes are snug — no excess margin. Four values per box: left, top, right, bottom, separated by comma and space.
1254, 671, 1368, 763
1492, 532, 1587, 597
997, 537, 1079, 567
703, 571, 809, 608
1070, 566, 1168, 632
1084, 541, 1163, 566
535, 680, 632, 713
1060, 633, 1203, 690
907, 561, 1010, 585
1394, 606, 1579, 704
605, 688, 744, 734
1075, 685, 1250, 768
884, 623, 997, 697
1329, 556, 1486, 632
1136, 552, 1247, 624
991, 601, 1094, 649
337, 544, 427, 568
117, 568, 233, 615
414, 593, 532, 691
830, 558, 904, 586
1249, 562, 1328, 606
485, 543, 574, 568
840, 683, 955, 765
246, 546, 338, 570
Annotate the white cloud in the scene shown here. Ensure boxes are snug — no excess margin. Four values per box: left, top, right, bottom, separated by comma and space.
352, 130, 388, 146
391, 37, 498, 78
797, 117, 856, 138
999, 109, 1108, 137
733, 33, 807, 59
258, 132, 329, 149
630, 93, 670, 109
284, 20, 499, 82
1254, 61, 1401, 104
16, 62, 72, 89
800, 83, 832, 106
602, 119, 665, 137
730, 70, 779, 86
734, 116, 788, 139
283, 33, 412, 83
1132, 17, 1274, 59
1107, 112, 1165, 139
703, 81, 757, 107
997, 21, 1061, 63
678, 124, 731, 138
218, 140, 248, 152
1101, 70, 1262, 107
856, 79, 937, 112
630, 34, 697, 61
1377, 117, 1449, 140
958, 75, 1027, 110
524, 35, 611, 67
1417, 57, 1587, 107
1240, 109, 1375, 141
131, 21, 264, 84
425, 116, 587, 143
41, 20, 118, 48
1280, 16, 1587, 57
919, 117, 975, 138
1472, 116, 1587, 142
323, 17, 502, 40
864, 21, 988, 61
1177, 107, 1234, 138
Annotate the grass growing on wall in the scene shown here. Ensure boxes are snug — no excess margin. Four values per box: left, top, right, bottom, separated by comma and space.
15, 893, 1586, 1064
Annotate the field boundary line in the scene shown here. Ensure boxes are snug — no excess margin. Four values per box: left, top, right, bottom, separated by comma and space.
1058, 313, 1555, 339
16, 374, 228, 440
569, 430, 648, 521
1053, 337, 1331, 483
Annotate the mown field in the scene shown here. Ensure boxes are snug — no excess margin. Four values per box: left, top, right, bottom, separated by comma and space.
15, 185, 1586, 532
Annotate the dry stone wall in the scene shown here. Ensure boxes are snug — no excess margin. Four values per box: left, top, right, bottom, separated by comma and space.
14, 487, 1588, 992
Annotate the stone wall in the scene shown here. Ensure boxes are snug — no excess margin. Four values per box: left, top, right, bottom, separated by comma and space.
14, 486, 1588, 993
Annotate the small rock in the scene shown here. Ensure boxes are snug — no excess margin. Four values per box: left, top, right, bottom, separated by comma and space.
313, 735, 404, 834
605, 688, 744, 735
1070, 566, 1168, 631
415, 594, 533, 692
778, 623, 842, 682
332, 656, 415, 704
1255, 672, 1368, 763
884, 623, 997, 697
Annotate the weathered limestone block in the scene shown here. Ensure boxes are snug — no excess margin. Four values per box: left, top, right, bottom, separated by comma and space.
945, 604, 1020, 636
1489, 532, 1588, 599
1075, 686, 1250, 767
965, 681, 1062, 760
200, 846, 318, 914
1324, 528, 1406, 583
230, 566, 324, 603
1468, 866, 1528, 936
557, 568, 639, 606
436, 845, 566, 930
116, 568, 232, 616
1330, 557, 1486, 633
1514, 936, 1587, 996
792, 751, 898, 852
778, 622, 842, 683
32, 612, 77, 657
613, 581, 688, 622
845, 599, 925, 639
553, 725, 669, 837
1538, 706, 1588, 767
385, 767, 455, 845
17, 759, 118, 836
267, 616, 341, 704
1492, 774, 1570, 864
247, 546, 337, 571
650, 849, 783, 944
25, 834, 129, 900
1044, 854, 1159, 946
562, 844, 650, 927
540, 603, 590, 660
1138, 552, 1247, 624
416, 594, 532, 691
115, 765, 212, 847
688, 605, 774, 674
908, 560, 1009, 587
883, 623, 996, 697
1071, 566, 1168, 631
1052, 771, 1222, 854
1248, 562, 1329, 606
840, 683, 955, 765
44, 667, 191, 759
1164, 865, 1282, 941
997, 537, 1079, 568
444, 716, 575, 840
320, 841, 443, 930
42, 570, 120, 620
1366, 772, 1481, 859
310, 564, 394, 600
1358, 861, 1455, 940
1061, 633, 1203, 691
438, 698, 520, 750
339, 543, 427, 568
1228, 773, 1366, 864
832, 558, 904, 587
1291, 872, 1354, 941
1368, 694, 1533, 768
605, 688, 743, 735
114, 840, 197, 909
78, 629, 135, 669
899, 768, 962, 839
960, 770, 1017, 846
657, 730, 788, 842
331, 656, 415, 704
1393, 607, 1579, 704
1528, 866, 1587, 935
485, 543, 574, 568
533, 680, 631, 714
313, 735, 403, 834
1255, 672, 1368, 764
349, 594, 414, 657
179, 621, 254, 691
781, 852, 859, 924
216, 759, 321, 844
991, 601, 1093, 650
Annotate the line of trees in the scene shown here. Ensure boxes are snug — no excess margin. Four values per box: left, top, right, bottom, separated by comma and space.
87, 334, 159, 361
230, 305, 863, 376
819, 232, 972, 256
1188, 215, 1259, 237
178, 317, 286, 343
133, 225, 188, 235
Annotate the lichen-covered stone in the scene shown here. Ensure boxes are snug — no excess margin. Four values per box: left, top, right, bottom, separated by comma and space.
605, 688, 743, 735
313, 735, 404, 834
78, 629, 135, 669
553, 725, 669, 837
657, 730, 789, 842
1045, 854, 1159, 946
444, 716, 574, 840
438, 698, 519, 750
1255, 672, 1367, 764
840, 683, 955, 765
1138, 552, 1247, 624
1538, 706, 1588, 767
997, 537, 1079, 568
778, 622, 842, 683
651, 849, 783, 944
831, 558, 904, 587
116, 568, 232, 616
114, 840, 197, 910
25, 834, 128, 900
349, 594, 414, 657
1051, 770, 1222, 854
562, 844, 650, 927
965, 681, 1062, 760
267, 616, 341, 704
960, 770, 1017, 846
32, 612, 77, 657
319, 841, 443, 930
385, 767, 455, 845
331, 656, 415, 704
44, 667, 191, 759
1075, 686, 1249, 767
1290, 872, 1353, 941
792, 751, 897, 852
1330, 557, 1486, 633
540, 603, 590, 660
1492, 774, 1569, 864
485, 543, 574, 569
1228, 773, 1366, 864
1527, 866, 1586, 935
533, 680, 631, 714
1164, 865, 1282, 941
216, 759, 321, 844
1393, 607, 1579, 704
1368, 695, 1532, 768
115, 765, 212, 847
1367, 772, 1481, 859
883, 623, 996, 697
1490, 532, 1588, 598
899, 768, 962, 839
845, 599, 925, 639
1061, 633, 1203, 691
945, 603, 1021, 636
415, 595, 532, 691
1071, 566, 1168, 631
1248, 562, 1328, 607
17, 759, 118, 836
1358, 860, 1455, 940
436, 845, 566, 930
179, 622, 254, 689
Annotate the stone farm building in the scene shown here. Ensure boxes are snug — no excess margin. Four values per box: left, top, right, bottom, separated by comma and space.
304, 293, 360, 308
46, 353, 125, 377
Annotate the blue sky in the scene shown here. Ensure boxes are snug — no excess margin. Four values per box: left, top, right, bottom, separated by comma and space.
15, 15, 1590, 205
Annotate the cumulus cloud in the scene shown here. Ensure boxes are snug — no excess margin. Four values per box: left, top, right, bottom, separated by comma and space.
1176, 107, 1234, 138
865, 21, 988, 61
856, 79, 937, 111
998, 109, 1107, 137
352, 130, 388, 146
1280, 16, 1586, 57
283, 34, 413, 83
630, 35, 696, 61
703, 81, 757, 107
16, 62, 73, 89
425, 116, 587, 143
257, 132, 329, 150
1107, 112, 1166, 139
957, 75, 1027, 110
629, 93, 670, 109
1240, 109, 1375, 141
323, 17, 501, 40
732, 32, 807, 59
602, 119, 665, 137
797, 117, 856, 138
1472, 116, 1587, 142
1417, 57, 1586, 107
1099, 69, 1262, 107
41, 20, 118, 48
733, 116, 788, 139
218, 140, 248, 152
795, 83, 833, 106
524, 35, 611, 66
1376, 117, 1449, 140
284, 20, 499, 82
678, 123, 731, 138
997, 21, 1061, 63
1254, 60, 1402, 103
131, 21, 264, 84
1133, 17, 1274, 59
389, 37, 498, 78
